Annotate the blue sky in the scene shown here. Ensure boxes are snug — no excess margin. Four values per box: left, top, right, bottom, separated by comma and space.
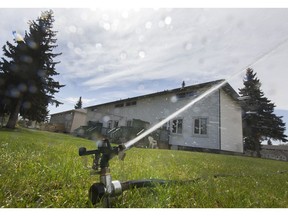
1, 5, 288, 138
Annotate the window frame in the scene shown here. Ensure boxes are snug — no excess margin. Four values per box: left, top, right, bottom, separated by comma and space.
193, 117, 208, 136
114, 120, 119, 128
126, 120, 132, 127
171, 118, 183, 135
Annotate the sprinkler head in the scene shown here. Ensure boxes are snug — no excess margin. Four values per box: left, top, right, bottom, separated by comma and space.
88, 181, 123, 205
78, 147, 87, 156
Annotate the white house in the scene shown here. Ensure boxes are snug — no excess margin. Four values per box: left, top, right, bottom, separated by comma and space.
84, 79, 243, 153
50, 109, 87, 133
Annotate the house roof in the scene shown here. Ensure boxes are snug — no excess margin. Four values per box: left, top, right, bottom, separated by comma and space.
50, 108, 87, 117
85, 79, 239, 110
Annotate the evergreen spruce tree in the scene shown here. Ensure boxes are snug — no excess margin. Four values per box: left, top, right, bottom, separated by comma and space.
239, 68, 287, 157
74, 96, 83, 109
0, 10, 64, 128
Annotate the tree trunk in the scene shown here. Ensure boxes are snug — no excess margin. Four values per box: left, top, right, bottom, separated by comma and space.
255, 143, 261, 158
6, 99, 22, 129
255, 134, 261, 158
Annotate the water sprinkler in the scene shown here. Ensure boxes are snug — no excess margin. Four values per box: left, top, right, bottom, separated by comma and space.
79, 138, 171, 207
79, 138, 126, 207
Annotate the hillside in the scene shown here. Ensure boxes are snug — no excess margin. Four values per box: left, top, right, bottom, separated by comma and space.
0, 128, 288, 208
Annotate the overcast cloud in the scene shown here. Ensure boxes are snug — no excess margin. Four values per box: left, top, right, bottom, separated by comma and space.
1, 8, 288, 135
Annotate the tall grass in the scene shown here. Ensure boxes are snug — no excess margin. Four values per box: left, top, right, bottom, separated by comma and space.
1, 128, 288, 208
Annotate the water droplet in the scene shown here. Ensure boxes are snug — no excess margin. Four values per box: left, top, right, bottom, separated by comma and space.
81, 13, 88, 21
20, 55, 33, 63
103, 115, 110, 122
122, 11, 129, 19
103, 22, 111, 31
77, 27, 84, 35
170, 96, 177, 103
74, 47, 86, 58
198, 58, 205, 65
120, 51, 127, 60
114, 108, 120, 114
18, 83, 27, 92
193, 107, 200, 112
37, 70, 45, 77
27, 40, 38, 49
68, 25, 77, 33
145, 21, 152, 29
138, 84, 145, 91
102, 14, 109, 21
97, 65, 104, 71
138, 35, 145, 42
23, 101, 31, 109
67, 42, 74, 49
74, 47, 82, 55
164, 16, 172, 25
201, 37, 207, 45
184, 42, 192, 50
138, 50, 146, 58
135, 28, 142, 34
29, 85, 37, 93
95, 43, 102, 49
111, 19, 120, 31
9, 88, 20, 98
65, 114, 73, 121
95, 113, 102, 120
158, 21, 165, 28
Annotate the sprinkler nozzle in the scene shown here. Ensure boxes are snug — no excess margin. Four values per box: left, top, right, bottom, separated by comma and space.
89, 180, 123, 205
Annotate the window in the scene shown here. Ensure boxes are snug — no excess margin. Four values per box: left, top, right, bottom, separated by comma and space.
126, 101, 137, 106
127, 120, 132, 127
176, 92, 186, 99
171, 119, 183, 134
194, 118, 208, 135
176, 91, 196, 100
108, 121, 112, 129
115, 103, 124, 108
114, 120, 119, 127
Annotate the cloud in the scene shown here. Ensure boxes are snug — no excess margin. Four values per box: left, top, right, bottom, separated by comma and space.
1, 8, 288, 113
51, 9, 288, 94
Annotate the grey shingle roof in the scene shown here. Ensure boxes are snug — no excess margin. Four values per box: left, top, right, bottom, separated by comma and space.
85, 79, 239, 109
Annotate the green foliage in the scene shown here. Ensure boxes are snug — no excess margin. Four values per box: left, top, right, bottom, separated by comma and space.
74, 96, 82, 109
239, 68, 288, 154
0, 128, 288, 208
0, 10, 64, 128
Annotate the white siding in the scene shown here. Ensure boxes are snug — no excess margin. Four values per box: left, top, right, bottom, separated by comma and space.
220, 89, 243, 153
50, 110, 87, 133
70, 111, 87, 133
86, 88, 222, 150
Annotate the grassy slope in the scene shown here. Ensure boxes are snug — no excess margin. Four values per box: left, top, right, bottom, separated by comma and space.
0, 128, 288, 208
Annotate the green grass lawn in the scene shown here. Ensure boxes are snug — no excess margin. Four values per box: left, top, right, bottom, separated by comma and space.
0, 128, 288, 208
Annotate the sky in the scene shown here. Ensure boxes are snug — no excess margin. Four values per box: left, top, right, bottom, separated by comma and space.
1, 2, 288, 139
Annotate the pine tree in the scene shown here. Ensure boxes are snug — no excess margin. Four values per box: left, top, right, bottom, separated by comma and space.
74, 96, 83, 109
0, 10, 64, 128
239, 68, 287, 157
